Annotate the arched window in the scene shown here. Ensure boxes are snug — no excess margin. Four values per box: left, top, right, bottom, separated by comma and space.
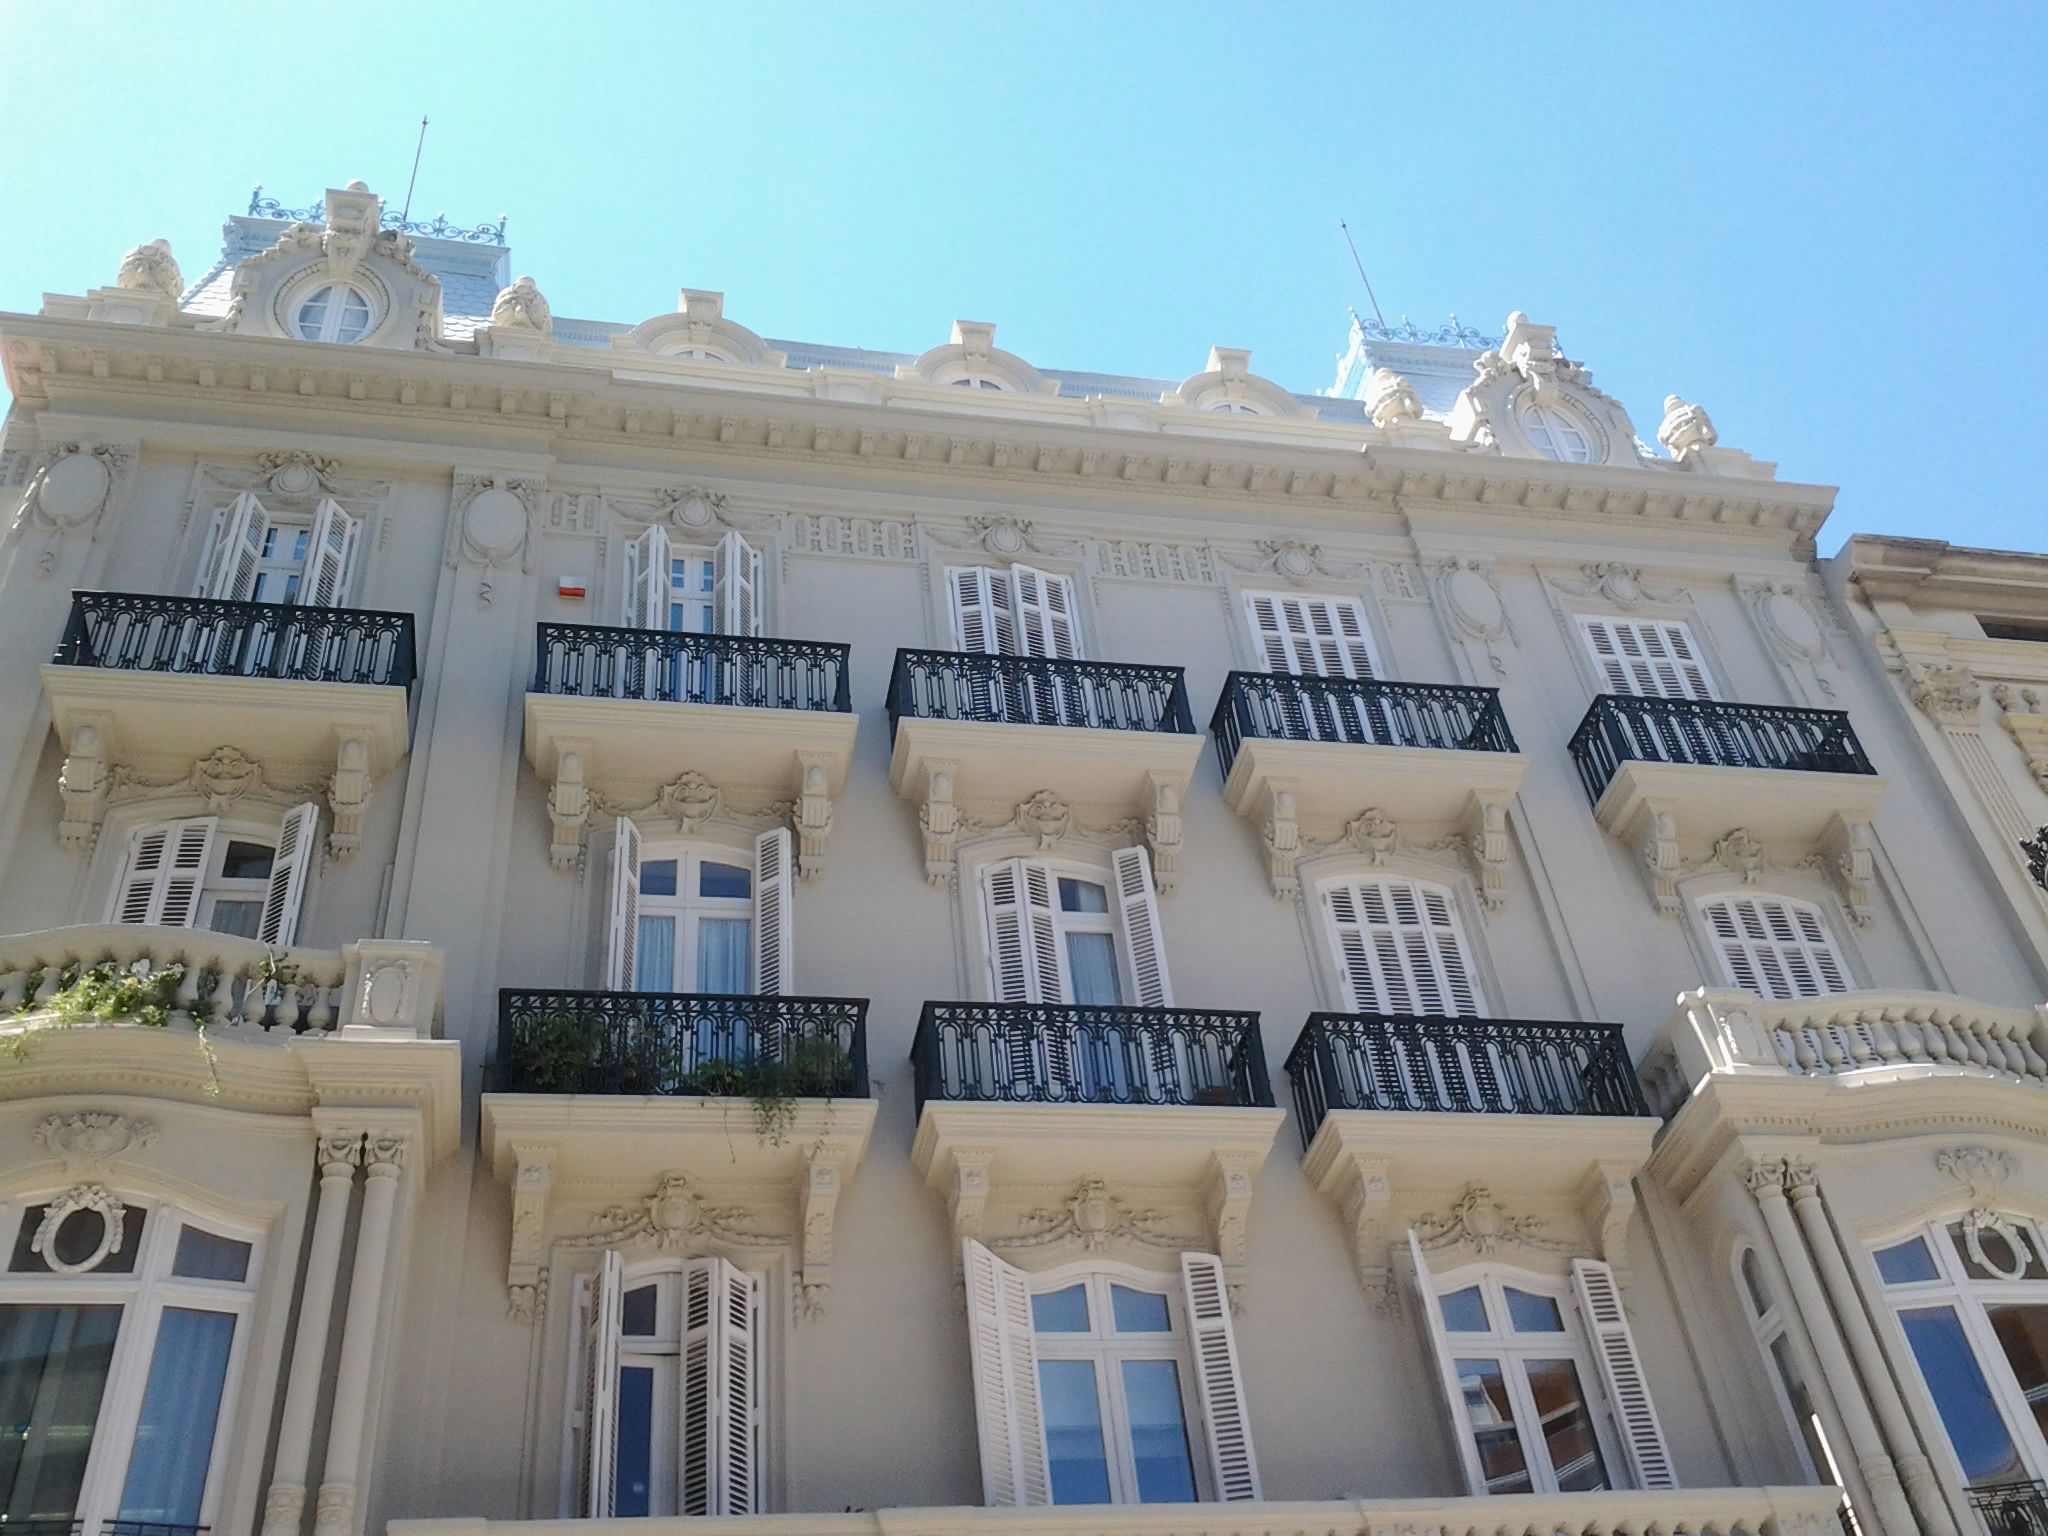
293, 282, 374, 344
1317, 874, 1484, 1016
1696, 893, 1851, 999
105, 806, 319, 946
1735, 1244, 1846, 1491
0, 1191, 259, 1536
1518, 398, 1595, 463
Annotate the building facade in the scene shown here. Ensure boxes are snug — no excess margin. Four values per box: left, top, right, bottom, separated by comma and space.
0, 182, 2043, 1536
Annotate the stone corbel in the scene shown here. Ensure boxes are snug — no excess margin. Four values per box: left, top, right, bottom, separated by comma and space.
57, 714, 112, 852
1461, 792, 1511, 912
917, 759, 960, 886
1577, 1160, 1638, 1291
544, 741, 593, 873
1820, 810, 1875, 926
1333, 1152, 1397, 1313
1261, 784, 1300, 901
1146, 773, 1183, 895
1993, 689, 2048, 789
1207, 1150, 1259, 1314
1618, 799, 1682, 918
945, 1146, 996, 1240
794, 751, 834, 882
797, 1144, 847, 1320
506, 1141, 557, 1324
326, 731, 372, 861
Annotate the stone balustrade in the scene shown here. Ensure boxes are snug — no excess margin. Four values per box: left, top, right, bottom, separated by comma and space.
0, 924, 442, 1040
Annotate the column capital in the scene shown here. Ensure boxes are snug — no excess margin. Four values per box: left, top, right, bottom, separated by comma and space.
317, 1132, 364, 1178
1741, 1154, 1789, 1198
363, 1133, 411, 1176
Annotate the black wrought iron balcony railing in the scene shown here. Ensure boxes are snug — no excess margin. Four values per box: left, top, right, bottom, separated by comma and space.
887, 649, 1196, 737
1210, 671, 1517, 781
911, 1001, 1273, 1111
495, 989, 870, 1097
532, 623, 851, 712
1971, 1481, 2048, 1536
1568, 694, 1877, 804
54, 591, 416, 691
1284, 1013, 1651, 1148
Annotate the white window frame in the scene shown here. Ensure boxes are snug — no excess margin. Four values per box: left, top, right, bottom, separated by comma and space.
1734, 1244, 1848, 1491
945, 563, 1084, 660
602, 821, 792, 998
628, 845, 758, 996
0, 1192, 262, 1536
1694, 890, 1853, 1000
292, 282, 375, 344
104, 807, 319, 947
197, 494, 362, 609
1315, 873, 1487, 1017
1517, 395, 1598, 463
1240, 590, 1381, 678
976, 850, 1170, 1009
1576, 616, 1718, 701
622, 527, 764, 640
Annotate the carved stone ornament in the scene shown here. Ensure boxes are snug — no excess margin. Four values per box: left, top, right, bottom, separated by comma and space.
116, 239, 184, 301
1656, 395, 1719, 461
659, 771, 725, 834
995, 1177, 1190, 1253
1909, 661, 1982, 727
655, 485, 730, 531
1220, 539, 1363, 585
193, 745, 263, 810
1363, 367, 1422, 428
1415, 1183, 1570, 1257
447, 471, 543, 607
21, 443, 130, 543
1993, 686, 2048, 789
797, 1145, 849, 1321
490, 275, 553, 333
1014, 790, 1071, 848
506, 1142, 556, 1324
567, 1172, 786, 1253
1344, 807, 1399, 864
1424, 556, 1516, 680
1714, 827, 1766, 883
1934, 1145, 2033, 1277
35, 1113, 158, 1171
31, 1185, 130, 1275
258, 450, 339, 498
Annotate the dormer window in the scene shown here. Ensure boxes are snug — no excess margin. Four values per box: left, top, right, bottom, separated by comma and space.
1206, 400, 1266, 416
294, 283, 374, 344
949, 375, 1010, 391
662, 346, 736, 363
1517, 399, 1595, 463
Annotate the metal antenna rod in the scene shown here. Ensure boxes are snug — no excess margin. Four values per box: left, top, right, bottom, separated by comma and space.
400, 116, 429, 224
1339, 220, 1387, 329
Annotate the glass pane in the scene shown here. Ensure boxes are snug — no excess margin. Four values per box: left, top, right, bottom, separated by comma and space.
696, 918, 751, 995
614, 1364, 654, 1517
1058, 878, 1109, 914
10, 1205, 146, 1274
699, 862, 751, 899
1064, 932, 1121, 1006
1954, 1223, 2048, 1282
1439, 1286, 1490, 1333
1874, 1237, 1940, 1285
1898, 1305, 2024, 1485
219, 841, 275, 880
172, 1228, 251, 1284
118, 1307, 236, 1524
621, 1285, 658, 1337
635, 916, 676, 994
1121, 1358, 1197, 1501
1769, 1334, 1835, 1481
639, 859, 678, 897
1987, 1303, 2048, 1448
1455, 1358, 1532, 1493
1523, 1357, 1609, 1492
0, 1303, 123, 1522
1741, 1250, 1774, 1318
1505, 1289, 1566, 1333
1032, 1285, 1090, 1333
1038, 1359, 1112, 1504
1110, 1287, 1171, 1334
207, 900, 264, 941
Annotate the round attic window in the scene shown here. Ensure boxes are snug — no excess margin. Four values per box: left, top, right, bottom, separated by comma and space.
295, 283, 375, 344
1517, 398, 1597, 463
664, 345, 735, 363
948, 375, 1008, 391
1206, 399, 1266, 416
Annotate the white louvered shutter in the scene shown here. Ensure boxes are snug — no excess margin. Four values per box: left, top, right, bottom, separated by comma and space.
1243, 592, 1377, 677
676, 1258, 762, 1516
983, 860, 1065, 1004
1180, 1251, 1261, 1501
256, 803, 319, 947
753, 827, 793, 998
1406, 1230, 1488, 1495
1578, 617, 1716, 700
949, 566, 1017, 655
1699, 894, 1850, 1000
1322, 878, 1483, 1016
713, 530, 763, 638
1110, 845, 1173, 1007
581, 1250, 625, 1518
199, 493, 271, 601
107, 818, 218, 928
1011, 565, 1081, 660
301, 498, 361, 608
624, 525, 672, 631
604, 818, 643, 990
1571, 1257, 1675, 1490
962, 1238, 1051, 1506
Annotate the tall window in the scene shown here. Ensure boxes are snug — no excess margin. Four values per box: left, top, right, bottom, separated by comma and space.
962, 1242, 1259, 1507
1242, 592, 1378, 678
1874, 1214, 2048, 1489
603, 823, 792, 1001
105, 807, 318, 947
1577, 617, 1716, 701
1697, 893, 1851, 1000
948, 565, 1082, 660
1735, 1246, 1847, 1492
197, 493, 361, 609
0, 1192, 257, 1536
623, 528, 761, 640
981, 850, 1169, 1009
1319, 876, 1483, 1017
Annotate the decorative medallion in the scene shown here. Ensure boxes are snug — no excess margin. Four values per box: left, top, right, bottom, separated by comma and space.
995, 1176, 1189, 1253
567, 1172, 785, 1252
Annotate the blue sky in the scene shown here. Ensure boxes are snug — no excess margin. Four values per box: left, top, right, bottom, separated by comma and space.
3, 2, 2042, 555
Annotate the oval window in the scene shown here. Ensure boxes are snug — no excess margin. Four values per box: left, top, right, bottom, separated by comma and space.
295, 283, 375, 344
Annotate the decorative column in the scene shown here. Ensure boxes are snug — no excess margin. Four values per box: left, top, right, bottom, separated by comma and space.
261, 1130, 364, 1536
1784, 1159, 1960, 1536
313, 1134, 408, 1536
1744, 1155, 1915, 1536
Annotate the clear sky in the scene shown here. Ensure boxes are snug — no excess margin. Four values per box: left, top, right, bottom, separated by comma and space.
2, 2, 2041, 556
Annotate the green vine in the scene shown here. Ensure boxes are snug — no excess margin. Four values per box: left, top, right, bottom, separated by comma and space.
3, 960, 229, 1096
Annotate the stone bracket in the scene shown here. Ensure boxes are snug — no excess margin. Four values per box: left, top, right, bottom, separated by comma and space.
1577, 1158, 1638, 1291
1819, 810, 1875, 926
917, 759, 960, 886
506, 1141, 557, 1324
1619, 797, 1684, 918
544, 738, 593, 873
327, 730, 373, 861
1462, 791, 1512, 912
1146, 772, 1183, 895
944, 1145, 996, 1239
57, 710, 113, 852
1260, 783, 1300, 901
1332, 1152, 1398, 1314
797, 1144, 847, 1320
1207, 1149, 1260, 1313
794, 751, 835, 882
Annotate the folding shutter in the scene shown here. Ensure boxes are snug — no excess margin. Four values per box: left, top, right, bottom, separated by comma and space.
710, 1260, 762, 1514
624, 525, 672, 630
1321, 878, 1483, 1016
107, 818, 218, 928
1177, 1251, 1262, 1500
1405, 1230, 1488, 1495
1110, 845, 1173, 1007
753, 827, 793, 998
949, 566, 1017, 655
581, 1250, 624, 1518
1243, 592, 1377, 678
256, 803, 320, 947
604, 817, 643, 990
962, 1238, 1051, 1506
712, 531, 763, 638
982, 860, 1065, 1005
199, 493, 271, 601
301, 498, 361, 609
1699, 894, 1850, 1001
1578, 617, 1716, 700
1571, 1257, 1676, 1490
1010, 565, 1081, 661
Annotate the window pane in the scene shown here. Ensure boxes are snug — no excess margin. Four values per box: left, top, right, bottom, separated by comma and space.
699, 862, 750, 898
1039, 1359, 1112, 1504
614, 1364, 655, 1517
1110, 1287, 1171, 1334
1121, 1358, 1197, 1502
1874, 1237, 1940, 1285
172, 1227, 251, 1284
1954, 1224, 2048, 1282
1455, 1358, 1532, 1493
207, 899, 265, 941
1898, 1305, 2025, 1485
1058, 878, 1109, 914
696, 918, 751, 995
1439, 1286, 1490, 1333
1032, 1285, 1090, 1334
1987, 1303, 2048, 1449
621, 1285, 658, 1337
118, 1307, 236, 1525
635, 916, 676, 994
1769, 1334, 1834, 1481
1741, 1250, 1774, 1318
1523, 1357, 1609, 1492
639, 859, 679, 897
1505, 1289, 1565, 1333
0, 1303, 123, 1522
10, 1205, 146, 1274
219, 840, 275, 880
1064, 932, 1121, 1006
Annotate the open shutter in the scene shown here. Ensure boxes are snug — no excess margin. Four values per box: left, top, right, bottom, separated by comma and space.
1180, 1251, 1261, 1501
107, 818, 218, 928
624, 525, 672, 631
1110, 845, 1173, 1007
1571, 1257, 1675, 1490
713, 531, 763, 638
256, 803, 319, 947
199, 493, 270, 601
1700, 894, 1850, 1001
753, 827, 793, 999
604, 817, 642, 990
949, 566, 1017, 655
1322, 878, 1483, 1016
1578, 617, 1716, 700
678, 1258, 760, 1516
301, 498, 361, 609
962, 1238, 1050, 1506
1244, 592, 1377, 678
1406, 1230, 1489, 1495
581, 1250, 624, 1518
983, 860, 1065, 1005
1010, 565, 1081, 660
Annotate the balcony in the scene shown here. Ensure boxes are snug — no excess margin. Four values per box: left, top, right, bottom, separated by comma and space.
1211, 672, 1528, 899
482, 986, 879, 1320
1971, 1481, 2048, 1536
886, 649, 1205, 885
522, 624, 858, 874
1568, 695, 1885, 918
41, 592, 416, 851
1285, 1012, 1657, 1306
908, 1001, 1285, 1296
